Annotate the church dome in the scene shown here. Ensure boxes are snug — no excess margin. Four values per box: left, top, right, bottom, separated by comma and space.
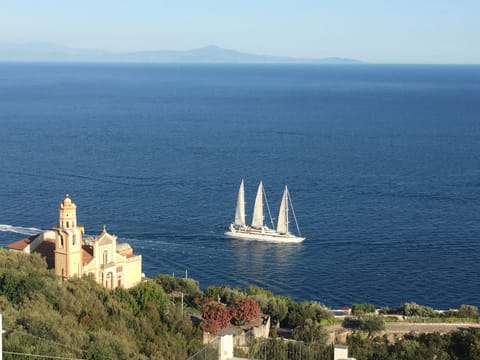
62, 195, 75, 207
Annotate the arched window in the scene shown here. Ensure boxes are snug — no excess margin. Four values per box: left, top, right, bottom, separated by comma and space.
60, 234, 64, 248
103, 250, 108, 265
72, 234, 76, 245
66, 221, 69, 228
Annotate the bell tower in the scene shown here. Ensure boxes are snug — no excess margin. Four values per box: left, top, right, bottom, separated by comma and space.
55, 195, 83, 280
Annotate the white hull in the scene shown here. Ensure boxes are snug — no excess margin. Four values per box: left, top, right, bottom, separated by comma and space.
224, 225, 305, 243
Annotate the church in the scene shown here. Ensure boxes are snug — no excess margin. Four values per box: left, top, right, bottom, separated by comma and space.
9, 195, 142, 289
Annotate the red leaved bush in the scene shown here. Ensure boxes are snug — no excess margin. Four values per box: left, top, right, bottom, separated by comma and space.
199, 300, 232, 335
229, 298, 261, 325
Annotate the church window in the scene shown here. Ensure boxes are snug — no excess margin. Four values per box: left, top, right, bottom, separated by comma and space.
73, 234, 76, 245
60, 235, 64, 248
66, 221, 69, 228
103, 250, 108, 265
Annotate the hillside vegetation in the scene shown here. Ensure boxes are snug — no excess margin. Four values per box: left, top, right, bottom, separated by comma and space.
0, 249, 201, 359
1, 249, 479, 360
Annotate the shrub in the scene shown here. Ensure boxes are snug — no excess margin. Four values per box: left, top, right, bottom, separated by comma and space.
402, 302, 435, 318
292, 319, 328, 345
200, 301, 232, 335
230, 298, 261, 325
155, 275, 200, 296
351, 303, 376, 316
457, 304, 478, 319
130, 280, 170, 315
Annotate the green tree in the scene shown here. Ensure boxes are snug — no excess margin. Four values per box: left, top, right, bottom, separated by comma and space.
458, 304, 479, 319
266, 297, 288, 325
360, 315, 385, 338
246, 285, 274, 297
288, 301, 333, 328
292, 319, 328, 345
402, 302, 435, 318
351, 303, 376, 316
343, 315, 385, 338
130, 280, 170, 315
155, 274, 200, 296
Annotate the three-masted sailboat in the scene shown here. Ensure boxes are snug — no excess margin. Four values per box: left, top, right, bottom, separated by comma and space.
224, 180, 305, 243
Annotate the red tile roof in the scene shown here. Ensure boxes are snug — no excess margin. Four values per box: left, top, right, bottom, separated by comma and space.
82, 245, 94, 265
8, 234, 41, 251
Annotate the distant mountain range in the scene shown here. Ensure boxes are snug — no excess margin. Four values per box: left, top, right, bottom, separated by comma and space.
0, 42, 363, 64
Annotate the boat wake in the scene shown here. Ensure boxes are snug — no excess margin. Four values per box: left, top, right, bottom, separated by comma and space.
0, 224, 43, 236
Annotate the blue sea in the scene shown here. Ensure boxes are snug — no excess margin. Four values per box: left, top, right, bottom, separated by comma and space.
0, 63, 479, 309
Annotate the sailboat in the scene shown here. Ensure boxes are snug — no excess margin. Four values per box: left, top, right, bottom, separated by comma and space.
224, 180, 305, 243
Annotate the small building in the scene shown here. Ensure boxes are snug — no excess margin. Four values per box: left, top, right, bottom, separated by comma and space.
8, 195, 142, 289
203, 315, 270, 345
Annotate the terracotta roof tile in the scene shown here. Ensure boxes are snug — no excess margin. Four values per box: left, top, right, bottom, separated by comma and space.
82, 245, 94, 265
8, 234, 41, 251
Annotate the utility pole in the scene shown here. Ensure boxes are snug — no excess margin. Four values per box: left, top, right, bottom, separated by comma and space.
1, 313, 3, 360
181, 292, 184, 316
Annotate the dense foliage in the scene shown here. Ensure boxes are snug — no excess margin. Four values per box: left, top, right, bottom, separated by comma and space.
0, 249, 202, 359
347, 330, 480, 360
199, 300, 233, 335
343, 315, 386, 338
351, 303, 376, 316
229, 297, 261, 325
1, 249, 479, 359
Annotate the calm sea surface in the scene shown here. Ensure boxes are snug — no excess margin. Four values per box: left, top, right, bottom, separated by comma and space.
0, 63, 479, 309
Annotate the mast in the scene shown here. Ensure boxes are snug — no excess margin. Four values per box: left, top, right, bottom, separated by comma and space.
276, 186, 289, 234
263, 186, 275, 229
234, 179, 246, 226
251, 181, 264, 229
288, 187, 302, 237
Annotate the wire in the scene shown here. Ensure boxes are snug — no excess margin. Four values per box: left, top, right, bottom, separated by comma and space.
2, 351, 84, 360
10, 330, 86, 355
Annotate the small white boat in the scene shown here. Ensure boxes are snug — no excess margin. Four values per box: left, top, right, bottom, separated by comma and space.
224, 180, 305, 243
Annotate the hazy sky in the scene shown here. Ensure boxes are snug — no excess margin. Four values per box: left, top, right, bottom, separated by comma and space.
1, 0, 479, 63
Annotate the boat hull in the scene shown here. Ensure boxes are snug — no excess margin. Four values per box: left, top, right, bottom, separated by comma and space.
224, 227, 305, 243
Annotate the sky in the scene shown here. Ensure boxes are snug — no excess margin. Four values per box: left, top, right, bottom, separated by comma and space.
0, 0, 479, 63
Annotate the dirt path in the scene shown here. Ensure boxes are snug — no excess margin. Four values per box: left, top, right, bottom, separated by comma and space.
384, 322, 480, 334
325, 322, 480, 337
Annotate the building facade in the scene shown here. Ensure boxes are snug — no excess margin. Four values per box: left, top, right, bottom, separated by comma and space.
9, 195, 142, 289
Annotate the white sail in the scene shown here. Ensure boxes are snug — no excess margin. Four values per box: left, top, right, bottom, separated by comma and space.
276, 186, 289, 234
251, 181, 264, 228
234, 180, 246, 226
225, 181, 305, 243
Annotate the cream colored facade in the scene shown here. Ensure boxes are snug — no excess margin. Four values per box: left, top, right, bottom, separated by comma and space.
83, 227, 142, 289
9, 195, 142, 289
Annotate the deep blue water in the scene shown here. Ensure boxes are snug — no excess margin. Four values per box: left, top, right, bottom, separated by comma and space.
0, 63, 479, 309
